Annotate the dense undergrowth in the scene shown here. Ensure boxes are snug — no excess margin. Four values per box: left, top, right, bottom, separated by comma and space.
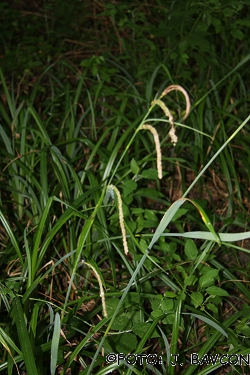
1, 1, 250, 374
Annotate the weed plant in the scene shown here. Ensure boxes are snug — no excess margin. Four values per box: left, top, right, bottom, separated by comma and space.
1, 1, 250, 375
1, 53, 250, 374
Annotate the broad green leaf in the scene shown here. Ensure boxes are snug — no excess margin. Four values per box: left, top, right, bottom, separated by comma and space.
151, 309, 163, 319
136, 314, 165, 352
207, 303, 218, 314
164, 292, 177, 298
199, 269, 219, 289
108, 333, 137, 354
106, 298, 120, 316
185, 275, 197, 286
230, 28, 244, 40
161, 298, 174, 311
122, 180, 137, 197
131, 208, 144, 215
130, 158, 139, 175
135, 188, 163, 198
110, 314, 132, 331
184, 239, 198, 260
133, 323, 159, 338
141, 168, 158, 180
206, 286, 229, 297
191, 292, 204, 308
144, 209, 158, 222
236, 323, 250, 336
199, 277, 213, 289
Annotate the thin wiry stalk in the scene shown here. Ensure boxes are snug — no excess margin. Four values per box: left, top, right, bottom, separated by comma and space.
139, 124, 162, 179
108, 185, 129, 256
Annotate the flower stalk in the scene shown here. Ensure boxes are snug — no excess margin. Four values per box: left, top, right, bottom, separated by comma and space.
108, 185, 129, 256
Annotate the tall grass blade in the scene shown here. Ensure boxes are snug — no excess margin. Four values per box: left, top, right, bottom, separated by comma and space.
50, 312, 61, 375
12, 297, 39, 375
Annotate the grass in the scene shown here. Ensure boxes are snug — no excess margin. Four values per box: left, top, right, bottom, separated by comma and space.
1, 1, 250, 374
1, 62, 250, 374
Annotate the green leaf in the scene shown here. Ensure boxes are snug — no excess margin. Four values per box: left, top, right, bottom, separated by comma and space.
131, 208, 144, 215
133, 323, 159, 338
51, 313, 61, 375
135, 188, 163, 198
230, 29, 244, 40
199, 277, 214, 289
207, 303, 218, 314
151, 309, 163, 319
12, 297, 39, 375
108, 333, 137, 354
199, 269, 219, 288
206, 286, 229, 297
130, 158, 139, 175
144, 209, 158, 222
236, 323, 250, 336
171, 208, 189, 221
111, 314, 132, 331
164, 291, 177, 298
161, 298, 174, 312
184, 239, 198, 260
162, 313, 175, 325
185, 275, 197, 286
150, 295, 162, 311
141, 168, 158, 180
191, 292, 204, 308
106, 298, 120, 316
122, 180, 137, 197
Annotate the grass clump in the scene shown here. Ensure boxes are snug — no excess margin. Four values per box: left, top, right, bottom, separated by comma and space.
1, 63, 250, 374
1, 1, 250, 374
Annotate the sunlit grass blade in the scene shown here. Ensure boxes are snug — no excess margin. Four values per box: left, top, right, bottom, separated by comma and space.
161, 230, 250, 243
